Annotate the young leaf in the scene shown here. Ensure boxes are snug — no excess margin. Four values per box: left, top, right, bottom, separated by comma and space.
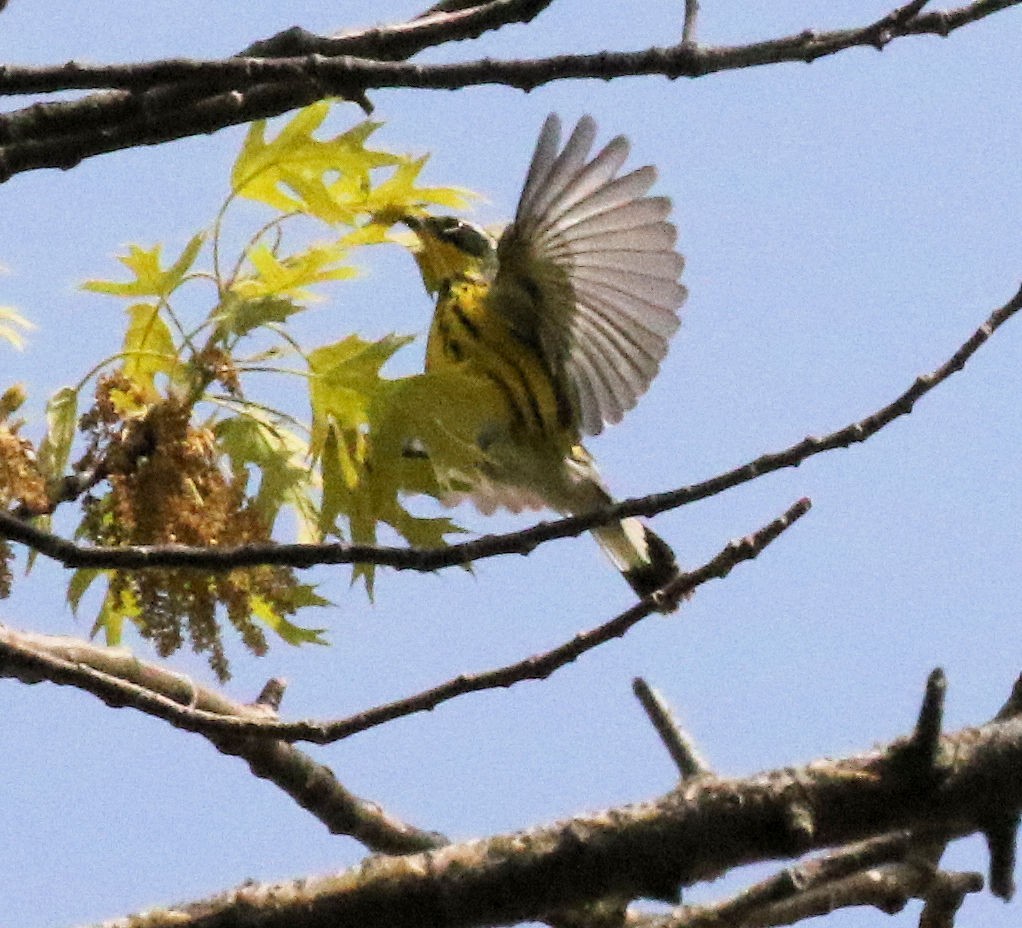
232, 106, 401, 218
212, 293, 306, 342
216, 412, 318, 541
36, 386, 78, 481
250, 591, 329, 646
67, 568, 102, 615
233, 241, 358, 302
360, 155, 472, 215
307, 333, 413, 461
122, 303, 178, 399
91, 581, 141, 647
83, 235, 204, 299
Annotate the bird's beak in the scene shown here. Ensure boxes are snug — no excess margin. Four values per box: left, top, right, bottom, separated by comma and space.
399, 215, 446, 295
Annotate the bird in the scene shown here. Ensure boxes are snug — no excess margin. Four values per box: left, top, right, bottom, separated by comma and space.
402, 114, 687, 600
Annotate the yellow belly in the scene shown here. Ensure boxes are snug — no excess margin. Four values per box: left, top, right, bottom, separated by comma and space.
426, 278, 571, 439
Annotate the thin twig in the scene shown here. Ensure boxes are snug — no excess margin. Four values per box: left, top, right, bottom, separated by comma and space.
244, 0, 554, 58
3, 283, 1019, 575
635, 833, 930, 927
0, 500, 810, 746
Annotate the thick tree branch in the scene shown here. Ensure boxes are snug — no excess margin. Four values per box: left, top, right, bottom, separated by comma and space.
79, 672, 1022, 928
0, 1, 1017, 181
0, 625, 442, 854
2, 283, 1017, 575
0, 500, 809, 746
0, 0, 1010, 97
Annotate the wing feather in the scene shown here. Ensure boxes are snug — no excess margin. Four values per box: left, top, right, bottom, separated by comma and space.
495, 116, 686, 435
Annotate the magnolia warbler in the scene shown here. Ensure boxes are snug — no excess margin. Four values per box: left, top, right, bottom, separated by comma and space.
404, 114, 686, 598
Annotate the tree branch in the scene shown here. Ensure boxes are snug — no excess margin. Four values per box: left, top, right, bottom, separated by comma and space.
2, 283, 1018, 575
242, 0, 555, 59
0, 500, 809, 746
0, 625, 443, 854
645, 835, 981, 928
632, 677, 711, 779
78, 672, 1022, 928
0, 1, 1017, 181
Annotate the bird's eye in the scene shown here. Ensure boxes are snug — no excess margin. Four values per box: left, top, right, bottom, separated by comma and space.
437, 220, 492, 258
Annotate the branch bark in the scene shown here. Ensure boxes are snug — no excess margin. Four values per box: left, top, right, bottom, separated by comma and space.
81, 672, 1022, 928
0, 626, 443, 854
0, 1, 1017, 181
0, 500, 809, 746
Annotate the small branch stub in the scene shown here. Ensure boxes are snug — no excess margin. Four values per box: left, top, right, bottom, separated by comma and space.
632, 677, 711, 779
984, 814, 1019, 901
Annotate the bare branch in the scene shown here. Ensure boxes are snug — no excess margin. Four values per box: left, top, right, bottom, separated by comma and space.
632, 678, 711, 779
0, 1, 1018, 181
681, 0, 700, 45
78, 675, 1022, 928
0, 625, 443, 854
3, 283, 1018, 576
0, 501, 810, 746
242, 0, 554, 59
983, 814, 1019, 899
918, 870, 986, 928
993, 672, 1022, 721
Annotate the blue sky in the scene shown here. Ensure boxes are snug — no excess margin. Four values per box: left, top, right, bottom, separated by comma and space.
2, 2, 1022, 926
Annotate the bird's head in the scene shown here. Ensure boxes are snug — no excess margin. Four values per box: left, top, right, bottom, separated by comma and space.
401, 214, 497, 295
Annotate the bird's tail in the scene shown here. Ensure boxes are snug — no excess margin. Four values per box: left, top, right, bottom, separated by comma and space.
458, 440, 681, 600
549, 443, 680, 601
591, 517, 679, 600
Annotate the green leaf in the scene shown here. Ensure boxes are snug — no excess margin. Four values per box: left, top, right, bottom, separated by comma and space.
250, 591, 329, 646
216, 412, 318, 540
308, 339, 498, 590
368, 369, 503, 493
212, 293, 306, 342
232, 241, 357, 302
37, 386, 78, 481
232, 106, 401, 219
91, 581, 140, 646
317, 421, 353, 539
67, 568, 102, 615
83, 235, 204, 299
122, 303, 178, 398
307, 333, 413, 461
359, 155, 472, 215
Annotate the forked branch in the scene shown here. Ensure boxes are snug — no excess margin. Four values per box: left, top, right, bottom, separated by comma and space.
77, 672, 1022, 928
0, 1, 1017, 180
0, 499, 808, 746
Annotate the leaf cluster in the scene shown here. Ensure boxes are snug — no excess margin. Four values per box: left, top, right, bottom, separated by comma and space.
0, 101, 479, 678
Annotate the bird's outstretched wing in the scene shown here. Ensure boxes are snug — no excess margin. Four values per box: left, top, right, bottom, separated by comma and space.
493, 114, 687, 436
